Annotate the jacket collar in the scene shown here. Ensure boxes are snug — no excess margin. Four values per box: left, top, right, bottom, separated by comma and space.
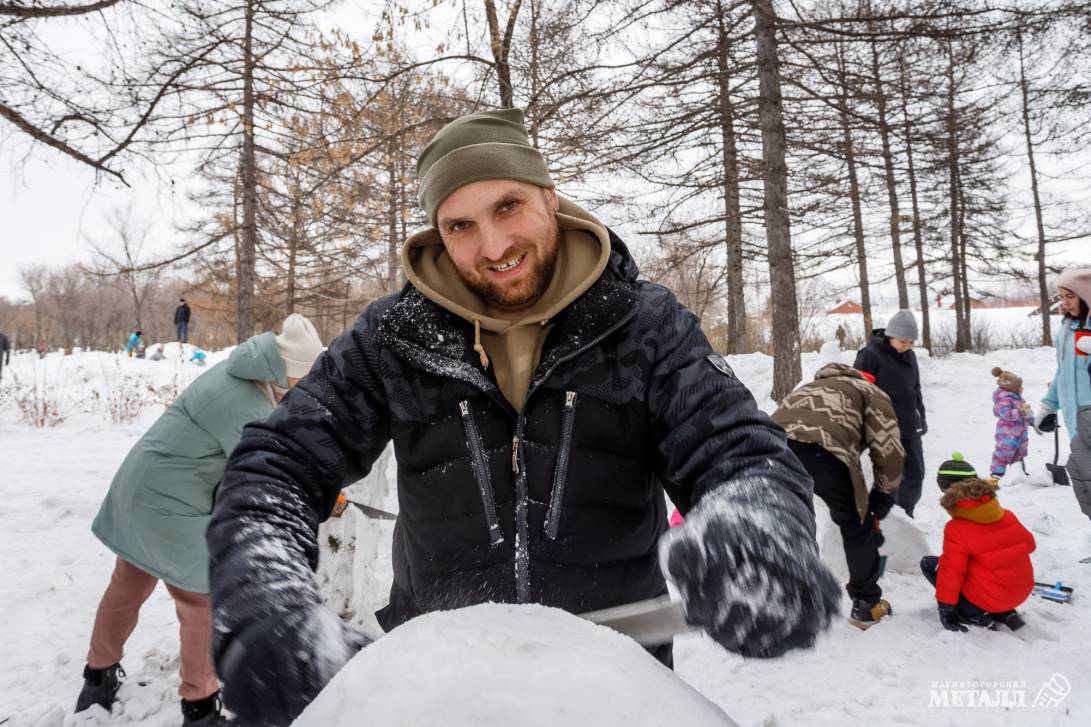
950, 495, 1004, 524
378, 229, 639, 400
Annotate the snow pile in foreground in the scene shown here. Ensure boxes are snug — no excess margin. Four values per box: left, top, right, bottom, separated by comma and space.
2, 343, 1088, 726
293, 603, 737, 727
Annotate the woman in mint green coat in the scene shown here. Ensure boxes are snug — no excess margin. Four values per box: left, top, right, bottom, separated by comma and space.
77, 315, 323, 726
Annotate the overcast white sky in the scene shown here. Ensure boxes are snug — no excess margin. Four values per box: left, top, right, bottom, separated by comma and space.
1, 1, 1084, 304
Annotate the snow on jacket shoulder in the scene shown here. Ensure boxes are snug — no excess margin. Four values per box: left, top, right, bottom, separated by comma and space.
92, 332, 285, 593
935, 481, 1035, 612
207, 230, 816, 666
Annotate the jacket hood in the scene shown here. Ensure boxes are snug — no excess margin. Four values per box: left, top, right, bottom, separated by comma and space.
940, 478, 998, 513
227, 331, 287, 386
401, 195, 614, 331
814, 362, 865, 381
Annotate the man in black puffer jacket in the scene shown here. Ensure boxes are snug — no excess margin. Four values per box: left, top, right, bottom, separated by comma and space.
854, 310, 927, 517
207, 109, 840, 727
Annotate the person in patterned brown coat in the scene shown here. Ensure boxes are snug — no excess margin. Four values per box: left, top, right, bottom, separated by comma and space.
773, 363, 905, 629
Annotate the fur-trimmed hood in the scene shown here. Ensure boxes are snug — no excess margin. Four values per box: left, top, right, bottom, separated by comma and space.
940, 478, 999, 513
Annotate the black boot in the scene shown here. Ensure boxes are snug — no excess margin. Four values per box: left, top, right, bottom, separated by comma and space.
848, 598, 893, 630
75, 663, 125, 712
181, 692, 237, 727
991, 610, 1026, 631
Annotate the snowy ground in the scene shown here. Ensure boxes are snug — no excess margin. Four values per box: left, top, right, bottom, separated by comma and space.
0, 338, 1086, 726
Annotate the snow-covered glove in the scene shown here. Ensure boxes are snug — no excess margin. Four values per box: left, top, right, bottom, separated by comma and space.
868, 488, 895, 521
1036, 409, 1058, 434
219, 606, 370, 727
917, 419, 928, 437
659, 480, 841, 658
937, 603, 968, 633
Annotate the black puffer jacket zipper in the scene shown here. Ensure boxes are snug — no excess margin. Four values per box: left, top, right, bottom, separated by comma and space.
544, 391, 578, 540
459, 400, 504, 546
511, 307, 637, 601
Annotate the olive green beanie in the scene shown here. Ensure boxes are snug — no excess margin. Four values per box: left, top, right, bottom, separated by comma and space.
416, 109, 554, 225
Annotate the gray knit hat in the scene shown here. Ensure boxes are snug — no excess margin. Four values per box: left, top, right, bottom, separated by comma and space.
885, 309, 919, 341
416, 109, 554, 225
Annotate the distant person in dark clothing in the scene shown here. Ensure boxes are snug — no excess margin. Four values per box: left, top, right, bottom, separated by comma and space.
175, 298, 192, 343
854, 309, 927, 517
0, 331, 10, 381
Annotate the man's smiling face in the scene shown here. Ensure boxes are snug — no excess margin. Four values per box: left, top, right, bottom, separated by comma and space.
436, 179, 560, 312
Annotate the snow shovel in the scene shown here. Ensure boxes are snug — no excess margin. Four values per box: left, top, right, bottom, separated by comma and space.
332, 492, 398, 520
580, 596, 700, 646
1046, 427, 1071, 487
1033, 581, 1073, 604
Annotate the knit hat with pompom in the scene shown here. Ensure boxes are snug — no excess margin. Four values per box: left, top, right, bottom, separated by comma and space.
937, 452, 978, 491
991, 366, 1022, 394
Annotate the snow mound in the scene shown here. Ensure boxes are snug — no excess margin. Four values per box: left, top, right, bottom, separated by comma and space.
294, 603, 737, 727
819, 509, 931, 579
875, 512, 932, 575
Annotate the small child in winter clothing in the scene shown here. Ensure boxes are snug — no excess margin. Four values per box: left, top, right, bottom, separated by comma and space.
990, 366, 1033, 478
125, 330, 143, 358
921, 454, 1036, 632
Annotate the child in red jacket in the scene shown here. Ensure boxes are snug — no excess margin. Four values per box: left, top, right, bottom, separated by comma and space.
920, 453, 1036, 632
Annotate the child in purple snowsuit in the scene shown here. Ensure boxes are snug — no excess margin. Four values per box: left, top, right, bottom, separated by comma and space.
991, 367, 1033, 478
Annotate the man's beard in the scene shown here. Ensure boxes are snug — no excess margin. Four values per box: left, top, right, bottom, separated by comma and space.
463, 225, 560, 310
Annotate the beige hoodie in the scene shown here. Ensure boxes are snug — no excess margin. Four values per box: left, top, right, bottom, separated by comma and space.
402, 196, 611, 410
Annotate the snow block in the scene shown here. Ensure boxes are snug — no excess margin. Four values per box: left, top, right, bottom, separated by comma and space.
818, 508, 930, 580
293, 603, 738, 727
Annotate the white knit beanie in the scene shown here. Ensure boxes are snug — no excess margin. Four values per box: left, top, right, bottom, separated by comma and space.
1056, 268, 1091, 310
275, 314, 324, 379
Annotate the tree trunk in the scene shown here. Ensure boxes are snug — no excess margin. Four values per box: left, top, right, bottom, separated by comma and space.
483, 0, 522, 107
1017, 30, 1052, 346
236, 0, 258, 341
897, 49, 931, 351
715, 0, 747, 354
286, 196, 300, 315
836, 47, 873, 335
387, 143, 400, 294
944, 40, 968, 353
870, 34, 908, 309
752, 0, 800, 400
957, 169, 972, 348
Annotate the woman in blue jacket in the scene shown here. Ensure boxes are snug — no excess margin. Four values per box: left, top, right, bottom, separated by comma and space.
1039, 269, 1091, 438
1038, 269, 1091, 557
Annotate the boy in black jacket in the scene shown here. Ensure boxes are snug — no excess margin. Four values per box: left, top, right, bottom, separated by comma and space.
855, 309, 926, 517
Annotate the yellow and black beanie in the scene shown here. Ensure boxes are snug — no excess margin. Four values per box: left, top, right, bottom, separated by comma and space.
416, 109, 554, 226
937, 452, 978, 491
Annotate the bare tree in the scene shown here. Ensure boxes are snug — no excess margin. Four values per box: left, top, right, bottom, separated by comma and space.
88, 205, 164, 330
753, 0, 801, 400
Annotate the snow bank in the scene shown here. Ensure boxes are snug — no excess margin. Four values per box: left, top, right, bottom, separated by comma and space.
293, 604, 737, 727
2, 332, 1088, 727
